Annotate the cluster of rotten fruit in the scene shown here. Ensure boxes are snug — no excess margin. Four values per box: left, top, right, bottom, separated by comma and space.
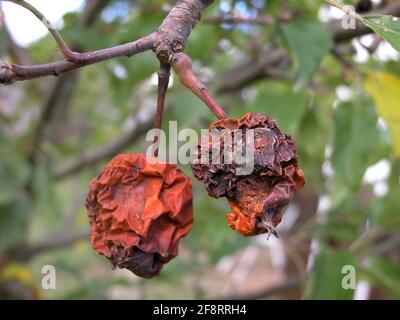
85, 113, 305, 278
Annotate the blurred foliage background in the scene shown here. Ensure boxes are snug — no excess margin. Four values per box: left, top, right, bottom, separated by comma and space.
0, 0, 399, 300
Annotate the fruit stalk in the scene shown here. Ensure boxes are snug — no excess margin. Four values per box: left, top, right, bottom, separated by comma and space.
172, 52, 227, 120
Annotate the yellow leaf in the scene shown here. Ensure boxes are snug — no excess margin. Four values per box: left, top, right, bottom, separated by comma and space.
365, 72, 400, 157
1, 263, 34, 287
1, 263, 42, 299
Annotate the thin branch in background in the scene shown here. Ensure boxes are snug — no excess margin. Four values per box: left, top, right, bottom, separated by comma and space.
357, 35, 382, 54
1, 0, 77, 60
3, 25, 32, 65
331, 46, 355, 69
153, 62, 170, 158
6, 229, 90, 264
53, 96, 177, 180
172, 52, 227, 119
53, 118, 154, 179
27, 77, 74, 165
216, 47, 288, 93
372, 236, 400, 256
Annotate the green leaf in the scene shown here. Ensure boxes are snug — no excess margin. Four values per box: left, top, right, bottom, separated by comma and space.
362, 15, 400, 52
304, 248, 357, 300
331, 100, 380, 191
281, 18, 333, 85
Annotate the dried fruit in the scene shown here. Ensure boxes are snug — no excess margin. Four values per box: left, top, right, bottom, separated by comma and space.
191, 113, 305, 237
85, 153, 193, 278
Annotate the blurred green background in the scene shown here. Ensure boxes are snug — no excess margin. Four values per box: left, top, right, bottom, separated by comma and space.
0, 0, 399, 299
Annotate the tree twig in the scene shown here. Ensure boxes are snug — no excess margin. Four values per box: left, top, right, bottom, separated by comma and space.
1, 0, 76, 60
172, 52, 226, 119
153, 62, 170, 157
0, 33, 157, 84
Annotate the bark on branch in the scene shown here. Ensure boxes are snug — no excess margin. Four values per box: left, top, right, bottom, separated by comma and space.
154, 0, 213, 62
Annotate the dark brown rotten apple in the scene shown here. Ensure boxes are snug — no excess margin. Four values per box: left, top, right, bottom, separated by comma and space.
191, 113, 305, 237
85, 154, 193, 278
